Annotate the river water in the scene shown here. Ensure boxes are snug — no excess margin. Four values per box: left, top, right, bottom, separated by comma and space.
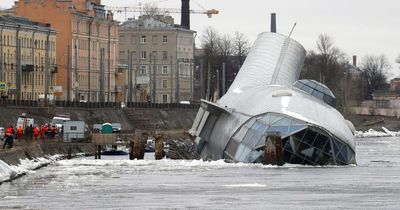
1, 137, 400, 209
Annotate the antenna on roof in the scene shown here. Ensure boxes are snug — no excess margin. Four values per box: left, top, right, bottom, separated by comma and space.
288, 22, 297, 38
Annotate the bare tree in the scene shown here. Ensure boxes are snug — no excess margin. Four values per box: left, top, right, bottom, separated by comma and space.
302, 35, 346, 87
301, 34, 353, 112
200, 29, 249, 100
301, 50, 321, 80
316, 34, 346, 84
233, 31, 250, 67
218, 34, 234, 58
201, 27, 220, 60
200, 27, 221, 100
360, 55, 391, 98
142, 4, 169, 17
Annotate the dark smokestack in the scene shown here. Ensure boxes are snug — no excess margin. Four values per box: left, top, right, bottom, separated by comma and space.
271, 13, 276, 33
353, 55, 357, 67
181, 0, 190, 30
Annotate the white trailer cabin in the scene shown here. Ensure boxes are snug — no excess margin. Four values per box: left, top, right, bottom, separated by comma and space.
63, 121, 86, 142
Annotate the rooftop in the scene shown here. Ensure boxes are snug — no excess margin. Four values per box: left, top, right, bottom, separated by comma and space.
120, 15, 195, 32
0, 15, 55, 32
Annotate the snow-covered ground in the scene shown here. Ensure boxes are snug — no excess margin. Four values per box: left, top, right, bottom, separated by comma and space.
0, 125, 396, 184
0, 126, 396, 184
1, 137, 400, 209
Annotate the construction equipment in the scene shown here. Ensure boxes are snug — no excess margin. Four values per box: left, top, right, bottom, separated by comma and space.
105, 3, 219, 20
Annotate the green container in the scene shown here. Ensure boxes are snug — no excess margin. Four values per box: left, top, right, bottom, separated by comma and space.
101, 123, 113, 134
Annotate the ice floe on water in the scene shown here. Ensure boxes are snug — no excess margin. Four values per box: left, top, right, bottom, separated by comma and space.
3, 152, 356, 184
222, 183, 267, 188
57, 158, 277, 171
0, 155, 61, 183
56, 157, 350, 174
355, 127, 400, 138
0, 160, 18, 183
1, 154, 350, 184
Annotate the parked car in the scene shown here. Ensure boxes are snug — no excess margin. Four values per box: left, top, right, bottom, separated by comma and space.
111, 123, 122, 133
51, 115, 71, 130
93, 124, 103, 133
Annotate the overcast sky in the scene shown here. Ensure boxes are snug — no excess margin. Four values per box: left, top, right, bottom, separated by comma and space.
2, 0, 400, 77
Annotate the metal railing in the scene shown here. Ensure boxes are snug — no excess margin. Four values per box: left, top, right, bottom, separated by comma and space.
0, 99, 200, 109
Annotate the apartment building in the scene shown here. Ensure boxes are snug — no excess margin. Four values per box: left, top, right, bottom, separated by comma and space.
0, 15, 57, 100
119, 15, 195, 103
14, 0, 118, 102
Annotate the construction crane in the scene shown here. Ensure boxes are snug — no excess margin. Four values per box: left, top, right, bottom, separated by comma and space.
105, 4, 219, 21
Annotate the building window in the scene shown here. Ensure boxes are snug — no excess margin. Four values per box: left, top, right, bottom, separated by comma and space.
141, 51, 147, 59
140, 65, 147, 75
162, 94, 168, 103
162, 35, 168, 43
162, 51, 167, 60
141, 35, 146, 44
162, 79, 168, 88
162, 66, 168, 74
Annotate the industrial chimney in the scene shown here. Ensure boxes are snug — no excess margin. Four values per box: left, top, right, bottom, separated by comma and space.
181, 0, 190, 30
352, 55, 357, 67
271, 13, 276, 33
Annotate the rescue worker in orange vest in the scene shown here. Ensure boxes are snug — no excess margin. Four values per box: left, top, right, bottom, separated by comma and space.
40, 125, 46, 140
3, 125, 14, 149
16, 126, 23, 139
33, 126, 40, 143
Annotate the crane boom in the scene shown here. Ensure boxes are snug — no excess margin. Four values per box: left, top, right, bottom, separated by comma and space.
105, 6, 219, 18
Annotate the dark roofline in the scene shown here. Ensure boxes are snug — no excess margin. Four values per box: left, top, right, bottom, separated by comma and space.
0, 15, 56, 33
73, 12, 119, 24
120, 18, 196, 33
0, 15, 48, 27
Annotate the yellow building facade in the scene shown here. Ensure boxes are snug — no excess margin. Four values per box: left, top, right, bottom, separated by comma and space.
14, 0, 119, 102
0, 15, 57, 100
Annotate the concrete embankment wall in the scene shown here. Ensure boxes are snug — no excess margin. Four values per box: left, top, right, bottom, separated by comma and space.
345, 113, 400, 131
0, 106, 197, 166
0, 106, 197, 132
349, 106, 400, 117
0, 143, 96, 166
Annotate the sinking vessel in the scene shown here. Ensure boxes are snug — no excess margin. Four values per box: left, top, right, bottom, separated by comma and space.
189, 26, 356, 165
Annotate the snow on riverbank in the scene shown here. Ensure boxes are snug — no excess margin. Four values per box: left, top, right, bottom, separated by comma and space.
0, 160, 18, 183
0, 155, 61, 183
355, 127, 400, 138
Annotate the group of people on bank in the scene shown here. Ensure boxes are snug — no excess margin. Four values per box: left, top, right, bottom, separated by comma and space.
2, 124, 59, 149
